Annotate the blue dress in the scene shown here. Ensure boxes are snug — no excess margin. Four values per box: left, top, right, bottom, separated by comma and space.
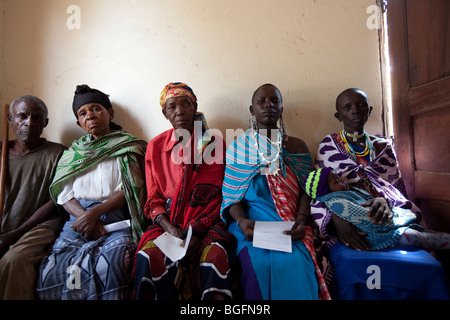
228, 174, 318, 300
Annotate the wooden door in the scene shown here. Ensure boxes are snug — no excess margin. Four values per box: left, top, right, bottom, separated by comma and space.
387, 0, 450, 236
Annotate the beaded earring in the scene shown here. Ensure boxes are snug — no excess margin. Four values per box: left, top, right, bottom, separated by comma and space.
249, 114, 258, 131
279, 115, 286, 140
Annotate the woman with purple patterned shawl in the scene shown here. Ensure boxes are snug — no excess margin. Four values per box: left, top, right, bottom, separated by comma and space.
313, 135, 422, 242
311, 88, 423, 284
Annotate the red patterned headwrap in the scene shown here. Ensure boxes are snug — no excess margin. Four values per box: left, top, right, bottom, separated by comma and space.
160, 82, 197, 109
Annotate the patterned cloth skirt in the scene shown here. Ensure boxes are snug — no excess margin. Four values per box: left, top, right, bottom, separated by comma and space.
37, 200, 136, 300
133, 240, 232, 300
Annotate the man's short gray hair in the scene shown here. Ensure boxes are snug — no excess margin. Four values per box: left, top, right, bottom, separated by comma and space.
10, 95, 49, 118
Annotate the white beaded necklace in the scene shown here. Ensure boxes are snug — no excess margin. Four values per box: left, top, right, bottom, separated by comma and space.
251, 129, 282, 175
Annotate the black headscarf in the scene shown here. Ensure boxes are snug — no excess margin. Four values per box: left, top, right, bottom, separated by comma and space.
72, 84, 122, 131
72, 84, 113, 118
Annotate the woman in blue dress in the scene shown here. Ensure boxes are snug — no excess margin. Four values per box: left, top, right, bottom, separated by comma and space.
220, 84, 330, 300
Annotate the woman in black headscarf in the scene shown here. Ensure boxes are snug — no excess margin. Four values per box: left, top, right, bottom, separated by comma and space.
37, 84, 147, 300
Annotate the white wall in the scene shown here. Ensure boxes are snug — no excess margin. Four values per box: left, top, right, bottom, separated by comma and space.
0, 0, 383, 157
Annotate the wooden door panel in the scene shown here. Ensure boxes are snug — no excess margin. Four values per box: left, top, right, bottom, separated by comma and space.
406, 0, 450, 86
388, 0, 450, 233
415, 172, 450, 202
413, 106, 450, 173
418, 199, 450, 233
409, 76, 450, 115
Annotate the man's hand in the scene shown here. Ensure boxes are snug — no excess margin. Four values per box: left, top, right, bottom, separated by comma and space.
0, 232, 19, 255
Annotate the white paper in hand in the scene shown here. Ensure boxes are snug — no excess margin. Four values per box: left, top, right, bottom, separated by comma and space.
103, 219, 131, 233
153, 225, 193, 262
253, 221, 295, 253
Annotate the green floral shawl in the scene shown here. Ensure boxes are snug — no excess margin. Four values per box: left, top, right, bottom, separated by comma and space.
50, 131, 147, 244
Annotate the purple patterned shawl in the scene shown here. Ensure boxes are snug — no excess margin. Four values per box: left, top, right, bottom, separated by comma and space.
311, 134, 422, 284
312, 134, 421, 242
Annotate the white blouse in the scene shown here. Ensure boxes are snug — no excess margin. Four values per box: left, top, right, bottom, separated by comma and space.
57, 157, 123, 205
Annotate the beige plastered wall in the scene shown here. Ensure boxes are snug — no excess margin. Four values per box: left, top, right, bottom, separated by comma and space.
0, 0, 383, 158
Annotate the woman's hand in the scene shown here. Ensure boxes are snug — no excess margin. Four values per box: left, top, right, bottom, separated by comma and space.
71, 208, 103, 239
158, 215, 183, 239
64, 191, 126, 240
332, 214, 369, 251
238, 218, 255, 241
182, 234, 202, 258
362, 197, 393, 225
284, 215, 307, 241
88, 221, 107, 240
228, 202, 255, 241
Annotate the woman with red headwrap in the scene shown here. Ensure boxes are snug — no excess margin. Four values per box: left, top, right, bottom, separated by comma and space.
132, 82, 234, 300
